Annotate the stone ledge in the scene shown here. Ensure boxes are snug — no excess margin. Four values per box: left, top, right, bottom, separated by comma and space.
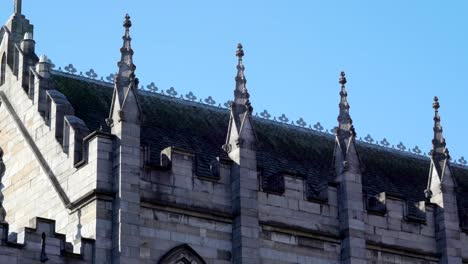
260, 220, 340, 244
141, 198, 232, 224
366, 240, 440, 262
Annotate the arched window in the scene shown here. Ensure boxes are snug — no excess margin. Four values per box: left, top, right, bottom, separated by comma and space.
158, 244, 206, 264
0, 53, 6, 86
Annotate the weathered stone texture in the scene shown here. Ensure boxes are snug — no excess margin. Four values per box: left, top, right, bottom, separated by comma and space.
365, 198, 437, 253
2, 4, 468, 264
138, 207, 232, 263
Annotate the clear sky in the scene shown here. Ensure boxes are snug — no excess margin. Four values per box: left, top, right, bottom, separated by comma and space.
1, 0, 467, 161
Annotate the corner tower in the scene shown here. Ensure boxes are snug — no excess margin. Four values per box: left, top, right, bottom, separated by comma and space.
1, 0, 34, 68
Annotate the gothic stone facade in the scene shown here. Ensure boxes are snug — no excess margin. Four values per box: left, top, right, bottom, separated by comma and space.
0, 3, 468, 264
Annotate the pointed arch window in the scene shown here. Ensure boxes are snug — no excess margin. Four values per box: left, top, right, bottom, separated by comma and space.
158, 244, 206, 264
0, 53, 6, 86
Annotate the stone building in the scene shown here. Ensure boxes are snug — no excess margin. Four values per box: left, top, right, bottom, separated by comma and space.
0, 1, 467, 263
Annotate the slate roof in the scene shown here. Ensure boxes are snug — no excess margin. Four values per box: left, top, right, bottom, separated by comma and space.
52, 74, 468, 221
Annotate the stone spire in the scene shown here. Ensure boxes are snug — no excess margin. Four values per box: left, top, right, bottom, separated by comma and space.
335, 71, 356, 162
333, 71, 366, 264
430, 96, 450, 178
116, 14, 136, 90
234, 43, 251, 107
108, 14, 142, 126
224, 43, 255, 151
14, 0, 22, 14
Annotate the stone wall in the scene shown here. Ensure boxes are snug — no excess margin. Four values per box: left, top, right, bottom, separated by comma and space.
0, 217, 93, 264
140, 148, 233, 262
2, 7, 468, 264
142, 149, 343, 263
142, 147, 468, 263
0, 19, 107, 262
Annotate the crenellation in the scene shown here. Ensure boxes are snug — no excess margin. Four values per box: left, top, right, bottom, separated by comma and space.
45, 89, 74, 143
2, 4, 468, 263
16, 36, 37, 94
365, 199, 438, 257
258, 179, 339, 238
283, 174, 304, 200
0, 81, 112, 262
366, 192, 387, 215
305, 181, 330, 203
0, 217, 94, 263
63, 115, 90, 166
143, 146, 233, 215
31, 62, 51, 116
385, 196, 406, 219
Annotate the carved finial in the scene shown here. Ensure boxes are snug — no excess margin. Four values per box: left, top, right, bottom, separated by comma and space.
236, 43, 244, 60
14, 0, 22, 14
123, 14, 132, 29
433, 96, 440, 111
339, 71, 347, 86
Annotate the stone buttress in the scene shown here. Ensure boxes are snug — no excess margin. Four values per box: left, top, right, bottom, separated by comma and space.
223, 44, 261, 264
107, 14, 143, 264
425, 96, 462, 264
333, 72, 367, 264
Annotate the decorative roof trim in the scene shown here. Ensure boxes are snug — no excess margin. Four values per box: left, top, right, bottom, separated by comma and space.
49, 63, 468, 168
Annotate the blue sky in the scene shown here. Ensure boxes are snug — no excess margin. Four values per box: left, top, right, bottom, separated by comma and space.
2, 1, 467, 161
